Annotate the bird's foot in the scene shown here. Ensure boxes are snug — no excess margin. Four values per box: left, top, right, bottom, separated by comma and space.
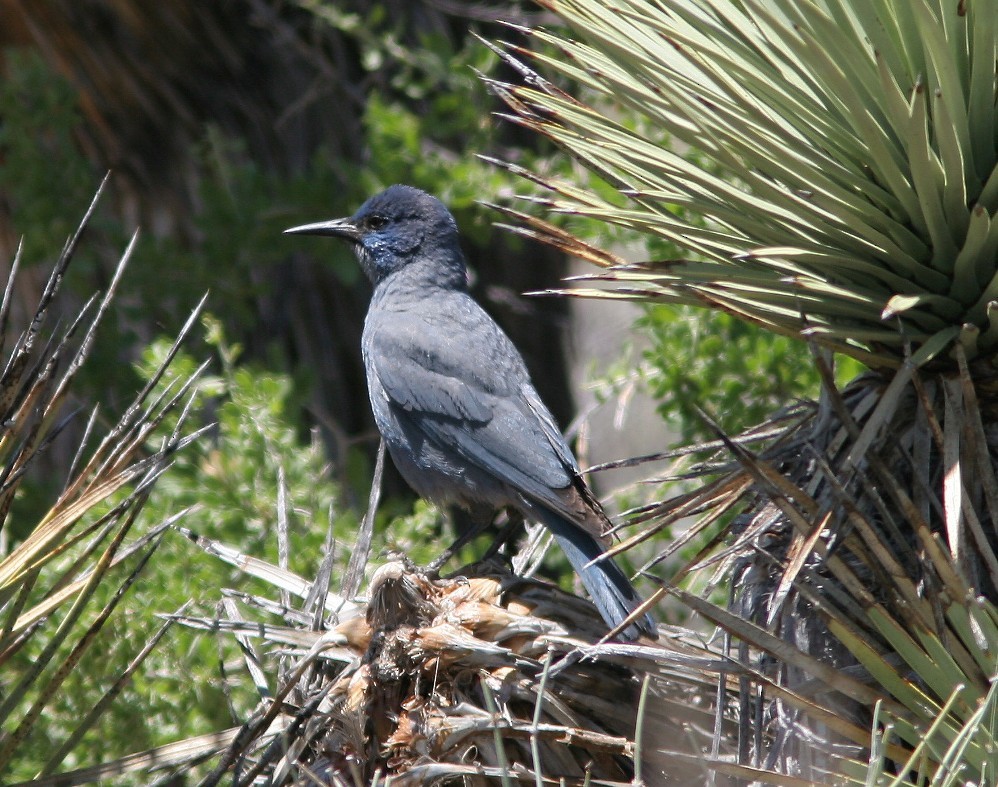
481, 510, 524, 561
423, 547, 456, 578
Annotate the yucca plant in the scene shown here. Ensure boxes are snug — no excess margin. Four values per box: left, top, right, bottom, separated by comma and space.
480, 0, 998, 782
0, 178, 204, 781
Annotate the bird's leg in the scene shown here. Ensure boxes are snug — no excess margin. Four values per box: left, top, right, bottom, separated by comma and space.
482, 510, 525, 561
424, 505, 492, 575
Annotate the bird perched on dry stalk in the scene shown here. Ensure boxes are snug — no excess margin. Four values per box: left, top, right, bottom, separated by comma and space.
286, 185, 654, 640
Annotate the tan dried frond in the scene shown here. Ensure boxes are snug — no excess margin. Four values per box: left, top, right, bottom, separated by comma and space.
124, 543, 736, 786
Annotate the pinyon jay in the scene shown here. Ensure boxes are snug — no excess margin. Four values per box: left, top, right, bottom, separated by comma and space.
286, 185, 654, 640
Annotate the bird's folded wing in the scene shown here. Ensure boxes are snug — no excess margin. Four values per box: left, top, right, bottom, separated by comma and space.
369, 345, 494, 423
369, 333, 582, 518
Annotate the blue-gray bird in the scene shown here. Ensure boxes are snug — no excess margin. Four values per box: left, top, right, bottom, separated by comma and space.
286, 185, 654, 640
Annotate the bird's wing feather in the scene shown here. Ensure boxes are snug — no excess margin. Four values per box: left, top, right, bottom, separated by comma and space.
520, 383, 580, 473
366, 306, 580, 513
370, 341, 493, 423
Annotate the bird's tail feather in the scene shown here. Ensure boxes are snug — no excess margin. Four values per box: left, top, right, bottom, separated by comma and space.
536, 508, 655, 641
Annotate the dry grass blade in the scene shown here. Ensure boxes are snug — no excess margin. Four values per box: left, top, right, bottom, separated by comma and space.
341, 438, 384, 599
38, 602, 190, 777
0, 179, 203, 777
177, 525, 361, 620
0, 528, 165, 771
10, 727, 249, 786
6, 513, 186, 639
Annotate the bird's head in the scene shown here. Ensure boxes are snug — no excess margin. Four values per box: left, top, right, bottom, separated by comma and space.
285, 185, 467, 288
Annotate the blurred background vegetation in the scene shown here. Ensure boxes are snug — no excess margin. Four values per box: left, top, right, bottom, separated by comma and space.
0, 0, 832, 778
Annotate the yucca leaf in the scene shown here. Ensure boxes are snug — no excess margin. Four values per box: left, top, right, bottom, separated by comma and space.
967, 1, 997, 177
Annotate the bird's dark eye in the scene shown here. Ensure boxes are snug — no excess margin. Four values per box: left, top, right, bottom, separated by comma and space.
365, 215, 389, 231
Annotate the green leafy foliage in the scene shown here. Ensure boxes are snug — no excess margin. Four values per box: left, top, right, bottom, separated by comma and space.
637, 304, 864, 442
135, 322, 352, 563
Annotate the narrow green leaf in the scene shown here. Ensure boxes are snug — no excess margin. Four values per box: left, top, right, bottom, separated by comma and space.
907, 81, 960, 270
866, 609, 981, 721
829, 616, 956, 732
933, 90, 971, 244
954, 205, 992, 313
966, 0, 997, 181
980, 300, 998, 352
909, 325, 962, 366
882, 292, 962, 321
913, 0, 974, 173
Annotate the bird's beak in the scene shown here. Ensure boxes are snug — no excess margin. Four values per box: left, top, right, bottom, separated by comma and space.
283, 217, 362, 241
